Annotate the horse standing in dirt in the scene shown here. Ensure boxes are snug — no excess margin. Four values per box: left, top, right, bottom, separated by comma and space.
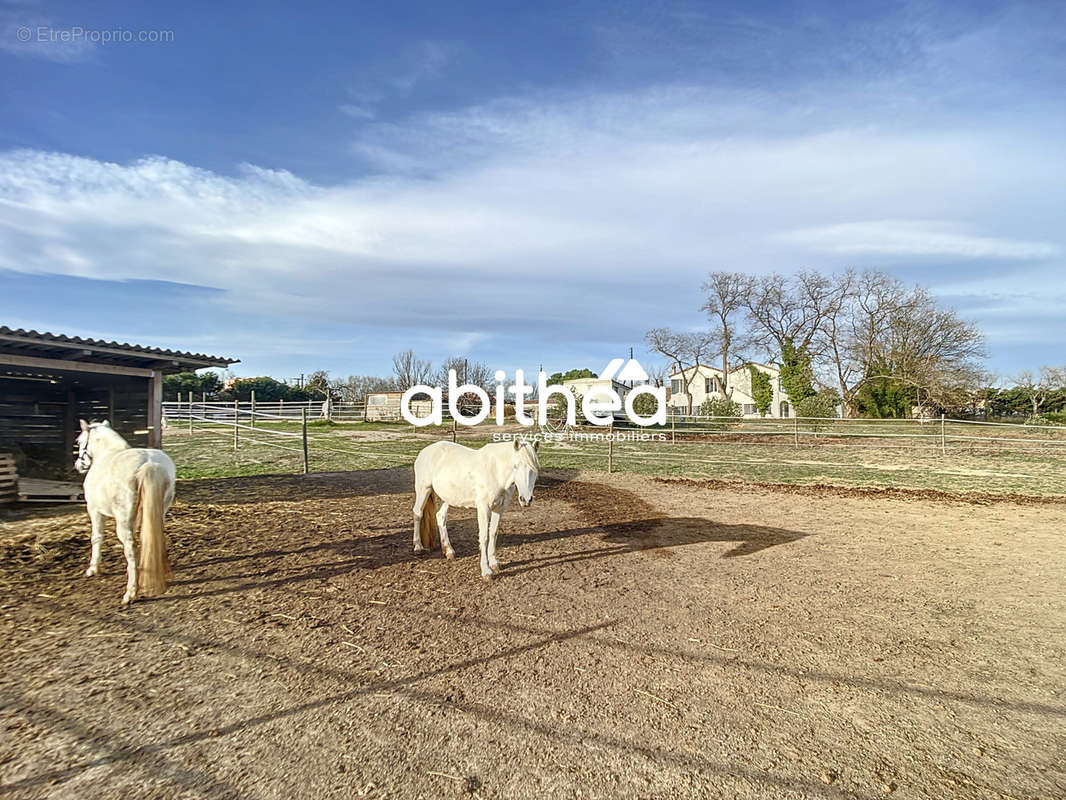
413, 439, 540, 580
75, 420, 176, 605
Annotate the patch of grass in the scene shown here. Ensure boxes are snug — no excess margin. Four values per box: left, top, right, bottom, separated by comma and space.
161, 422, 1066, 496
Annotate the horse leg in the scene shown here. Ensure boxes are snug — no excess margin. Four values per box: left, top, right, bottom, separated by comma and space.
412, 485, 430, 553
85, 509, 107, 577
487, 510, 502, 574
436, 503, 454, 559
477, 504, 492, 581
116, 509, 139, 605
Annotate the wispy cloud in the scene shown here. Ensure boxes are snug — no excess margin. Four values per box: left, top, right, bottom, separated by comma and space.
777, 220, 1060, 260
0, 9, 96, 63
338, 40, 458, 120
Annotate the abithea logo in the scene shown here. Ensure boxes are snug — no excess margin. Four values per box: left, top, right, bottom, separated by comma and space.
401, 358, 667, 427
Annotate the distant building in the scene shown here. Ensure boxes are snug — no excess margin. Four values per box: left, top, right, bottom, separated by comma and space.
668, 362, 792, 418
365, 391, 436, 422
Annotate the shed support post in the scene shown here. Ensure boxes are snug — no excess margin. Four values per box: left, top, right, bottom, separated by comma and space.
63, 388, 76, 469
148, 370, 163, 448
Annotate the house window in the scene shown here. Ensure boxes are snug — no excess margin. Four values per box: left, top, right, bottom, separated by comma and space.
671, 379, 683, 394
743, 404, 756, 415
778, 376, 785, 392
705, 377, 714, 393
368, 395, 387, 406
780, 401, 790, 418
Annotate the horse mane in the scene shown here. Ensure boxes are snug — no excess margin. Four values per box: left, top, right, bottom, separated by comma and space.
89, 422, 131, 451
517, 440, 540, 471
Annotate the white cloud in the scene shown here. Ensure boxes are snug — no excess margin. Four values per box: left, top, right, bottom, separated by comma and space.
1, 85, 1064, 366
777, 220, 1060, 260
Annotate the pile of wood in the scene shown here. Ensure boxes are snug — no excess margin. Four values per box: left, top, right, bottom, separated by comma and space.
0, 453, 16, 505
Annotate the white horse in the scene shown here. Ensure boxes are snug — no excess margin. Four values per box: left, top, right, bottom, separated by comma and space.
413, 439, 540, 580
75, 420, 176, 605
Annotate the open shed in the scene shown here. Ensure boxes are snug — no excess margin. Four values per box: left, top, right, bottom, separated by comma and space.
0, 327, 237, 480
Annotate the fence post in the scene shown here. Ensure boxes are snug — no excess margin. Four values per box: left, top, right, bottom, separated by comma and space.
251, 390, 256, 428
280, 398, 285, 417
451, 418, 457, 443
301, 408, 309, 475
608, 426, 614, 473
671, 414, 675, 444
794, 414, 799, 447
940, 414, 946, 456
232, 400, 239, 451
188, 393, 193, 434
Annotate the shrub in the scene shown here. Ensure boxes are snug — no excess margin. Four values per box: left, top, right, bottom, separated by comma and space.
748, 366, 773, 416
546, 387, 582, 425
1025, 413, 1063, 427
699, 396, 742, 430
795, 389, 840, 431
630, 390, 662, 420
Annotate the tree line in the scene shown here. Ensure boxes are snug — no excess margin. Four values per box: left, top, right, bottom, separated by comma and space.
646, 269, 1012, 419
162, 350, 501, 405
165, 274, 1064, 422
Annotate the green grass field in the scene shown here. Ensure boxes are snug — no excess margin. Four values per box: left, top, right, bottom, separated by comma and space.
162, 419, 1066, 497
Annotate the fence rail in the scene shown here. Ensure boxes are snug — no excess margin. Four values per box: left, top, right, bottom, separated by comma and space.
161, 402, 1066, 497
164, 398, 367, 423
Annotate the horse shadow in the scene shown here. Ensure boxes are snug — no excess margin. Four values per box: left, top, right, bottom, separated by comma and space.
458, 515, 807, 576
170, 513, 806, 598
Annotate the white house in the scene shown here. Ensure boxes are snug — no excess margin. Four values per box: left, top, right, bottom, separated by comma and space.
554, 377, 631, 420
668, 362, 792, 418
560, 376, 631, 401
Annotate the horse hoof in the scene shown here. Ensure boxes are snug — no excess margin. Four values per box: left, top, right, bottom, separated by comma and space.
481, 572, 494, 582
413, 545, 426, 555
85, 567, 97, 578
444, 548, 455, 560
489, 563, 501, 575
121, 592, 136, 606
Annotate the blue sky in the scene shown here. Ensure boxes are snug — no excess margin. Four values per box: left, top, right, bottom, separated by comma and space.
1, 0, 1063, 381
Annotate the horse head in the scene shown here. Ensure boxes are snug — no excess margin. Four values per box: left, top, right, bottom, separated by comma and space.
74, 420, 126, 473
511, 438, 540, 506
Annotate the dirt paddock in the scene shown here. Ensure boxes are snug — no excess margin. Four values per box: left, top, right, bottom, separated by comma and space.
1, 469, 1064, 799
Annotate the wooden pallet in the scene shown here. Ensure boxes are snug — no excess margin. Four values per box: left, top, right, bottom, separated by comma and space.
16, 477, 84, 503
0, 453, 15, 505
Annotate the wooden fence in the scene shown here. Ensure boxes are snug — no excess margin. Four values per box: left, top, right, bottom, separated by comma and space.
164, 396, 367, 423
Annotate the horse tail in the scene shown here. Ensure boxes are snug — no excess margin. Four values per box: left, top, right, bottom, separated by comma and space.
136, 462, 171, 596
419, 490, 440, 550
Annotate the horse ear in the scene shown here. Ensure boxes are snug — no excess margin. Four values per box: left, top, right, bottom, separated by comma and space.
513, 439, 520, 451
101, 420, 111, 427
533, 440, 540, 452
79, 419, 88, 432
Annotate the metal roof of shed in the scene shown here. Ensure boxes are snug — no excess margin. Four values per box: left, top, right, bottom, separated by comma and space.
0, 326, 238, 372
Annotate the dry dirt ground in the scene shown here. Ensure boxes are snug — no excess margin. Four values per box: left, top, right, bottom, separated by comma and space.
1, 469, 1064, 800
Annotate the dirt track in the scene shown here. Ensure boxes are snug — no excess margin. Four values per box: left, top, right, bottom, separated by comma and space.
1, 469, 1064, 799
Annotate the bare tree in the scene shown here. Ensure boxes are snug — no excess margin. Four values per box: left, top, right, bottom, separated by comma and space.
392, 349, 433, 391
701, 271, 751, 396
866, 288, 986, 414
644, 361, 670, 387
819, 269, 903, 415
1012, 366, 1065, 418
436, 356, 493, 389
644, 328, 715, 413
333, 374, 397, 402
744, 270, 841, 358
